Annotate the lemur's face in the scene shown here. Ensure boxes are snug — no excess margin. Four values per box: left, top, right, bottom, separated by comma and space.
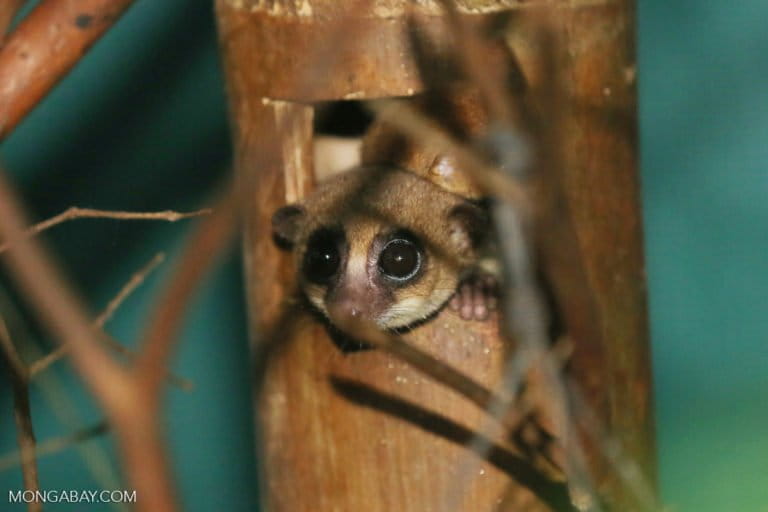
272, 167, 485, 332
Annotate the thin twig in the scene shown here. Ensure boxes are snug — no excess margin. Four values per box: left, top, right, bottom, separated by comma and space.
489, 111, 602, 512
0, 169, 176, 512
96, 252, 167, 327
0, 207, 212, 254
489, 13, 608, 510
566, 378, 659, 511
401, 4, 608, 507
11, 384, 40, 512
360, 320, 504, 408
442, 337, 574, 510
0, 288, 124, 509
135, 191, 238, 395
29, 252, 166, 375
331, 315, 523, 422
0, 312, 26, 378
368, 99, 530, 208
328, 314, 575, 489
1, 315, 41, 511
27, 251, 193, 390
0, 421, 109, 473
371, 79, 600, 511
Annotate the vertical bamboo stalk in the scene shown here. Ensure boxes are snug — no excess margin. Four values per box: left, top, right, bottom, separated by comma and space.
216, 0, 653, 510
553, 1, 655, 501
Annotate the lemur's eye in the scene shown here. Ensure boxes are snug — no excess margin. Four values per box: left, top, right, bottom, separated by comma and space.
378, 238, 422, 281
303, 228, 343, 284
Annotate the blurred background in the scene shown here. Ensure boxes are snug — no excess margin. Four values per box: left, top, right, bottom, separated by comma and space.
0, 0, 766, 510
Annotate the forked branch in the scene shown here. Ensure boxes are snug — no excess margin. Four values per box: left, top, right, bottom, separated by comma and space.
0, 169, 232, 512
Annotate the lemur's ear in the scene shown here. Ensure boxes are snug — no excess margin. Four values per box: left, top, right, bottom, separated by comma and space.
447, 201, 489, 254
272, 205, 306, 250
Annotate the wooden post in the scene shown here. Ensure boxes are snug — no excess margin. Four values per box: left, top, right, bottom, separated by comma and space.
215, 0, 653, 510
538, 3, 655, 504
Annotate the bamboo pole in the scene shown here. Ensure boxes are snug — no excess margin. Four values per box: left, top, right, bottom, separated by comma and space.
215, 1, 653, 510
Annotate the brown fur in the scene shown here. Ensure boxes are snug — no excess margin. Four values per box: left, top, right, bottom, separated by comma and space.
273, 84, 498, 332
273, 166, 485, 330
361, 85, 489, 199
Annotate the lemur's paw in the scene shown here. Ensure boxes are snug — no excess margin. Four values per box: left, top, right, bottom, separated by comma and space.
449, 274, 498, 321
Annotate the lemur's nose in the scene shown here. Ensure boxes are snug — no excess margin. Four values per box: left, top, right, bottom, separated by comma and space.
326, 280, 375, 331
327, 295, 365, 324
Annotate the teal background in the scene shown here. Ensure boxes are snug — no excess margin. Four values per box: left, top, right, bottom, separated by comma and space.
0, 1, 766, 510
640, 1, 768, 510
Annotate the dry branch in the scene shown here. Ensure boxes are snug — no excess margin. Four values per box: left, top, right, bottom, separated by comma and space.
0, 313, 25, 377
0, 169, 177, 511
10, 385, 39, 512
0, 0, 137, 140
96, 252, 167, 328
0, 421, 109, 473
0, 286, 122, 498
371, 37, 598, 508
329, 314, 572, 448
0, 0, 24, 39
1, 314, 41, 512
378, 8, 625, 507
26, 250, 192, 389
368, 99, 529, 207
135, 191, 238, 394
0, 207, 212, 254
28, 252, 165, 375
458, 11, 600, 506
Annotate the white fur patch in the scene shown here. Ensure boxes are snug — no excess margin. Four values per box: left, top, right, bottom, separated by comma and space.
305, 285, 328, 317
377, 288, 455, 329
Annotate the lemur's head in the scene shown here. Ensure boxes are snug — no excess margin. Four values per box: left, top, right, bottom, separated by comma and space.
272, 166, 486, 332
